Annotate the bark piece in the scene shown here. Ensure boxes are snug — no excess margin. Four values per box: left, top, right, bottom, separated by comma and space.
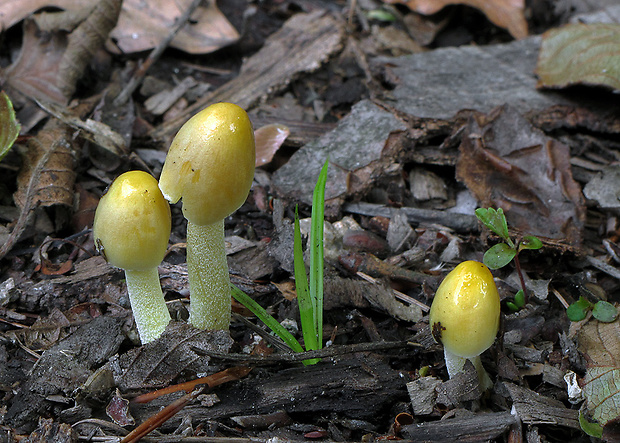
272, 99, 408, 205
371, 37, 584, 120
5, 315, 126, 431
501, 382, 580, 429
131, 354, 407, 429
400, 411, 516, 442
154, 10, 345, 141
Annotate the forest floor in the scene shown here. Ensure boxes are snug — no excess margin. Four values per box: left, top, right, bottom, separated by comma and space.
1, 0, 620, 442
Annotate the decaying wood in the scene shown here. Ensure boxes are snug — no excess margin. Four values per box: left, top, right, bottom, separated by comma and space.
343, 201, 480, 233
130, 354, 407, 430
153, 10, 345, 140
501, 382, 580, 429
400, 411, 517, 442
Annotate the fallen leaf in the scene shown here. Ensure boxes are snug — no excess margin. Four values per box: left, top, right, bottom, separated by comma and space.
0, 91, 20, 162
536, 23, 620, 92
109, 0, 240, 54
578, 319, 620, 427
254, 124, 290, 167
384, 0, 527, 40
0, 0, 86, 29
456, 105, 585, 246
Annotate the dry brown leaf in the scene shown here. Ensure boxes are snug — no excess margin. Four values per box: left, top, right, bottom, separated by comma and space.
578, 320, 620, 427
536, 23, 620, 93
57, 0, 122, 98
385, 0, 527, 40
255, 124, 290, 167
0, 0, 86, 29
109, 0, 240, 54
2, 19, 68, 105
456, 106, 585, 245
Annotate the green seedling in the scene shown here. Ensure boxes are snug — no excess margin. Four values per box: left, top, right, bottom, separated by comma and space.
232, 160, 329, 365
475, 207, 542, 309
566, 296, 617, 323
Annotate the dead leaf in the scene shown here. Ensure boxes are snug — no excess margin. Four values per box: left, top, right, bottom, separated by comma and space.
384, 0, 527, 40
578, 319, 620, 427
57, 0, 122, 98
0, 0, 86, 29
456, 105, 585, 246
255, 124, 290, 167
2, 19, 69, 106
109, 0, 240, 54
536, 23, 620, 92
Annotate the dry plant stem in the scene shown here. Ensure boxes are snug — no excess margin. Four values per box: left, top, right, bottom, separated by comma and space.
443, 348, 493, 392
125, 268, 171, 344
187, 219, 230, 330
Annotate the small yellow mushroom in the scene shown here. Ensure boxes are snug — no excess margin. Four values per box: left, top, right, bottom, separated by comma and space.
429, 260, 500, 391
93, 171, 172, 344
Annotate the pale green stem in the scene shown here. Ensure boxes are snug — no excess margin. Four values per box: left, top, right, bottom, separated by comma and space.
443, 347, 493, 392
124, 268, 171, 344
187, 219, 231, 330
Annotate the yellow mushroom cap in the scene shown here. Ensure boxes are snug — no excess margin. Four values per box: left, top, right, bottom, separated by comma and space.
429, 261, 500, 358
93, 171, 171, 271
158, 102, 256, 226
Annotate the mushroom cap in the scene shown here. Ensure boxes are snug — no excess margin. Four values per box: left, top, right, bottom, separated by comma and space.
158, 102, 255, 226
93, 171, 171, 271
429, 261, 500, 358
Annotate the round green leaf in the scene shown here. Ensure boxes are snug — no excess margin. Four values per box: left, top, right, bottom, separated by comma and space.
506, 301, 519, 312
520, 235, 543, 250
567, 298, 591, 322
514, 289, 525, 308
592, 301, 618, 323
483, 243, 516, 270
579, 411, 603, 439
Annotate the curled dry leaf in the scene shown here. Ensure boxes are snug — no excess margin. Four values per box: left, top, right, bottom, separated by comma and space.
536, 23, 620, 93
109, 0, 240, 54
456, 105, 585, 246
384, 0, 527, 40
578, 319, 620, 427
254, 124, 290, 167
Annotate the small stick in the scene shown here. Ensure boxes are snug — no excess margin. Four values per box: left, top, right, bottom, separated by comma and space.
113, 0, 203, 107
133, 366, 251, 404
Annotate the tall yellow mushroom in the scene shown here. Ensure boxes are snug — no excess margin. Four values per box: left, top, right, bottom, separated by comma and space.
159, 103, 255, 330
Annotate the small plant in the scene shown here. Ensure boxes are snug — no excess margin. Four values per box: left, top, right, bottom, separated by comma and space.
232, 160, 329, 365
475, 207, 542, 310
566, 296, 617, 323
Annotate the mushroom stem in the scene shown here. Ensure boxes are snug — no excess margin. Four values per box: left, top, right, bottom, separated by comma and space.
443, 348, 493, 391
186, 219, 230, 330
124, 268, 171, 344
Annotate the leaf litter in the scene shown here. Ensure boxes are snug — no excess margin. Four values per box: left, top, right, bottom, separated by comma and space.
1, 1, 620, 442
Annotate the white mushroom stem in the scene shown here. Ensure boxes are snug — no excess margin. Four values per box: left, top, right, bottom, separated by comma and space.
186, 219, 231, 330
124, 268, 171, 344
443, 348, 493, 392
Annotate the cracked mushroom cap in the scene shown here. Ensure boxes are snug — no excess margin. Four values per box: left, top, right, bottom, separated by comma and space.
158, 102, 255, 226
93, 171, 171, 271
429, 261, 500, 358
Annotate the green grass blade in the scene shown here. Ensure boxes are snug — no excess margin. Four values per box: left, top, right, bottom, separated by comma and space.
231, 284, 304, 353
309, 160, 328, 347
294, 206, 318, 354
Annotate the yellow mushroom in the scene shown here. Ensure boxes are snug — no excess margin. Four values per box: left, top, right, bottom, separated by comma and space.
429, 260, 500, 391
159, 102, 255, 330
93, 171, 172, 344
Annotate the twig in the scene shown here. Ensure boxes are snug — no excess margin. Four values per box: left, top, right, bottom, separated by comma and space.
113, 0, 203, 107
192, 340, 418, 364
